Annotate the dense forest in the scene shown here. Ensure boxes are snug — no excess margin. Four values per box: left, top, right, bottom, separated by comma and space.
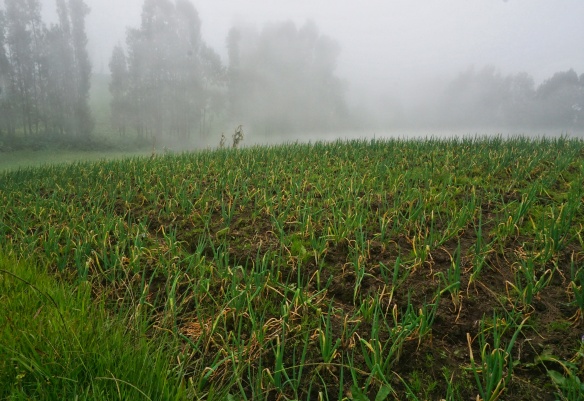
0, 0, 583, 151
0, 0, 92, 148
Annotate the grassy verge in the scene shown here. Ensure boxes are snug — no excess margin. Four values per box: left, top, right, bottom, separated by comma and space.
0, 248, 187, 400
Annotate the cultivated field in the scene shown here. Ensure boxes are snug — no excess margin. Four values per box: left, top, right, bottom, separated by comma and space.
1, 136, 583, 400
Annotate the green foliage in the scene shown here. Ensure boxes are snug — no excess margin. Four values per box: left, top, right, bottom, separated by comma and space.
1, 0, 93, 140
0, 136, 583, 400
110, 0, 224, 143
0, 249, 186, 400
466, 313, 528, 401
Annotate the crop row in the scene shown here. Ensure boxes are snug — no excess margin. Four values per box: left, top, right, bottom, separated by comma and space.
1, 136, 583, 399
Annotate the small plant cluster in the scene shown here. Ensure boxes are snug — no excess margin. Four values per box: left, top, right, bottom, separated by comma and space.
219, 125, 244, 149
0, 136, 583, 400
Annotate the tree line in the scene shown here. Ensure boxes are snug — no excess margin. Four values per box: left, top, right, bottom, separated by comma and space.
1, 0, 582, 151
0, 0, 348, 149
108, 0, 348, 145
391, 66, 584, 131
0, 0, 92, 148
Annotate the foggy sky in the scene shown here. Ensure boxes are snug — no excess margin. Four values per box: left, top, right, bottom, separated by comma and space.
22, 0, 584, 105
38, 1, 582, 80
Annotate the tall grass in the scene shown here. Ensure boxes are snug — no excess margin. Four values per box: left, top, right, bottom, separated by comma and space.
0, 248, 187, 400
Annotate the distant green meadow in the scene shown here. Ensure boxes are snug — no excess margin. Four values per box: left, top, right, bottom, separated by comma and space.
1, 136, 583, 400
0, 149, 152, 172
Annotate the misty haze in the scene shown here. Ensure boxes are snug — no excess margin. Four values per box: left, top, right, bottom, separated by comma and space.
2, 2, 584, 400
1, 0, 583, 151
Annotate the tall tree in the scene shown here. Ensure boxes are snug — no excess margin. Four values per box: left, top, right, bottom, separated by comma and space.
115, 0, 224, 143
108, 44, 129, 136
68, 0, 93, 138
506, 72, 536, 126
42, 0, 76, 136
535, 69, 582, 127
227, 20, 347, 134
0, 0, 93, 142
4, 0, 44, 136
0, 9, 15, 137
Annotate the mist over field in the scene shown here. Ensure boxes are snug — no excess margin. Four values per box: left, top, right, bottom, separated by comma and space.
3, 3, 584, 399
1, 0, 584, 151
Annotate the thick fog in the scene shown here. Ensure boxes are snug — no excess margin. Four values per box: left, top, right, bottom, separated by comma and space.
2, 0, 584, 149
75, 1, 584, 81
